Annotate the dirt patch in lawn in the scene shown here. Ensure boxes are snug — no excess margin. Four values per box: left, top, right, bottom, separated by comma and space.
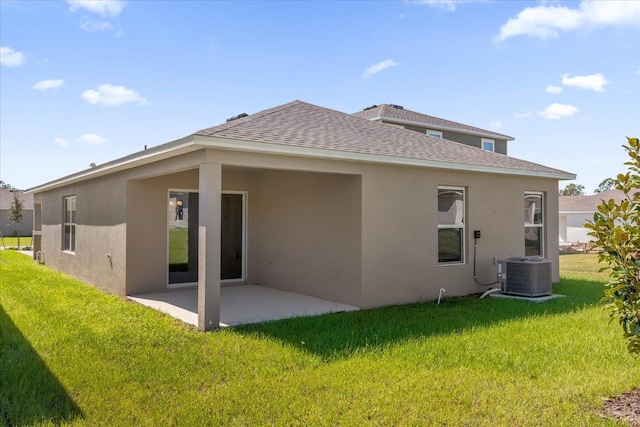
603, 388, 640, 426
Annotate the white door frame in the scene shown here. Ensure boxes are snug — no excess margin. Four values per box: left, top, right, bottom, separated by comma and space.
166, 189, 247, 289
221, 191, 248, 284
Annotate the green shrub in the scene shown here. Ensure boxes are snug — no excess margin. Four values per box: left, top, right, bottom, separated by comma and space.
586, 137, 640, 355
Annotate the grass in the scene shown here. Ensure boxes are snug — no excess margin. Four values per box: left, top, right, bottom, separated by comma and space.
0, 236, 32, 249
1, 251, 638, 426
168, 227, 188, 271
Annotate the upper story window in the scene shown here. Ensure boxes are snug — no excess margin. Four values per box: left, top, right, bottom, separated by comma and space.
481, 138, 495, 152
438, 187, 465, 264
524, 192, 543, 257
63, 196, 76, 252
427, 130, 443, 139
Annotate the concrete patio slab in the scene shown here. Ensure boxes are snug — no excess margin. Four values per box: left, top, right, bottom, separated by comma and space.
129, 285, 359, 328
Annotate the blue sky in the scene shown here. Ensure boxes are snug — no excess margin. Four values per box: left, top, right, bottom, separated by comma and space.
1, 0, 639, 193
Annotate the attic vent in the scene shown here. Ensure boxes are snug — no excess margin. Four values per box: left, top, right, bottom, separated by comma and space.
389, 104, 404, 110
363, 105, 378, 111
226, 113, 248, 122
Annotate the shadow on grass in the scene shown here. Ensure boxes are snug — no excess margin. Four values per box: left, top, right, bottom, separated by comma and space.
234, 278, 606, 361
0, 305, 82, 425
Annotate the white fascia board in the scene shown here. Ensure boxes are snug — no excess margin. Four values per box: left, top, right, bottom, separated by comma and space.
27, 132, 574, 194
27, 136, 199, 193
370, 115, 515, 141
193, 135, 576, 180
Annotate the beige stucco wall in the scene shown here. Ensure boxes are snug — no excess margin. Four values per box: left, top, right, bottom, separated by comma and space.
36, 145, 560, 310
255, 170, 362, 306
126, 169, 200, 295
358, 163, 558, 308
37, 174, 128, 295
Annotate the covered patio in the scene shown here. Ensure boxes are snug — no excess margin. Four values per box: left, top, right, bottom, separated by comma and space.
129, 285, 359, 328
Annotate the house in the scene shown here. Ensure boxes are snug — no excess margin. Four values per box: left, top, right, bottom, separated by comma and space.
0, 188, 34, 239
559, 189, 629, 246
352, 104, 513, 154
28, 100, 575, 330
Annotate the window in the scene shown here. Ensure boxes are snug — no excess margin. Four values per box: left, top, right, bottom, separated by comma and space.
63, 196, 76, 252
438, 187, 465, 264
481, 138, 495, 152
427, 130, 443, 139
524, 192, 543, 257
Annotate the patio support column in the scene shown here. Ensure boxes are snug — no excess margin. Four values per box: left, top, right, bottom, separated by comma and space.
198, 161, 222, 331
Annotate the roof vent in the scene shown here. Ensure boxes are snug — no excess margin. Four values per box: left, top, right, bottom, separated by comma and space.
362, 105, 378, 111
226, 112, 248, 122
389, 104, 404, 110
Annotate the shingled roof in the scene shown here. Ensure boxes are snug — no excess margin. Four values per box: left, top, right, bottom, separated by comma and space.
559, 189, 634, 212
29, 100, 574, 193
196, 100, 569, 177
352, 104, 514, 141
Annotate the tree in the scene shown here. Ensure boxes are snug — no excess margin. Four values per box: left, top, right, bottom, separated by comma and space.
7, 191, 24, 249
585, 137, 640, 355
594, 178, 616, 194
559, 183, 585, 196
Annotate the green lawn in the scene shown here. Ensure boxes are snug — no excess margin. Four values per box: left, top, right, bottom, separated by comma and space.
168, 227, 188, 271
1, 251, 638, 426
0, 236, 32, 249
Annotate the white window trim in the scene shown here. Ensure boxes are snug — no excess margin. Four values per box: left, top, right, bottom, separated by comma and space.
63, 195, 76, 253
524, 191, 544, 257
427, 130, 443, 139
438, 186, 465, 265
481, 138, 495, 152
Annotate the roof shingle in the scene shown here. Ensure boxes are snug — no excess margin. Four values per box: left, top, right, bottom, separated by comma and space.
352, 104, 514, 141
196, 100, 570, 177
559, 189, 634, 212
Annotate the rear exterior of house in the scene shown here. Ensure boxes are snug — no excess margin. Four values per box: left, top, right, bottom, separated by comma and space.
29, 101, 575, 330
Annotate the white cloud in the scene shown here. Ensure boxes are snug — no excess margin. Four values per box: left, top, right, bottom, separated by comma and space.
33, 79, 64, 91
1, 46, 25, 67
77, 134, 106, 145
538, 103, 579, 120
496, 1, 640, 42
514, 112, 532, 119
546, 85, 563, 94
489, 120, 503, 129
635, 68, 640, 75
67, 0, 125, 17
54, 138, 69, 147
363, 59, 401, 79
81, 84, 148, 107
414, 0, 457, 12
561, 73, 609, 92
81, 19, 114, 32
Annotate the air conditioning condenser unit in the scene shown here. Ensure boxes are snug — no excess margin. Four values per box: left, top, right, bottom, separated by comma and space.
497, 257, 552, 297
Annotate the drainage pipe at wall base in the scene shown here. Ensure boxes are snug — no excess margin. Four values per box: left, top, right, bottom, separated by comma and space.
479, 287, 502, 299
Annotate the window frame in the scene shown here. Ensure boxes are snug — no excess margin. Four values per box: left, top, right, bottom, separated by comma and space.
427, 130, 443, 139
438, 186, 465, 265
63, 195, 76, 253
481, 138, 495, 152
524, 191, 544, 257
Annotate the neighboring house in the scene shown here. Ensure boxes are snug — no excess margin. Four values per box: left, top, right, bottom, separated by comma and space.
0, 188, 34, 238
559, 189, 630, 245
352, 104, 513, 154
28, 100, 575, 330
